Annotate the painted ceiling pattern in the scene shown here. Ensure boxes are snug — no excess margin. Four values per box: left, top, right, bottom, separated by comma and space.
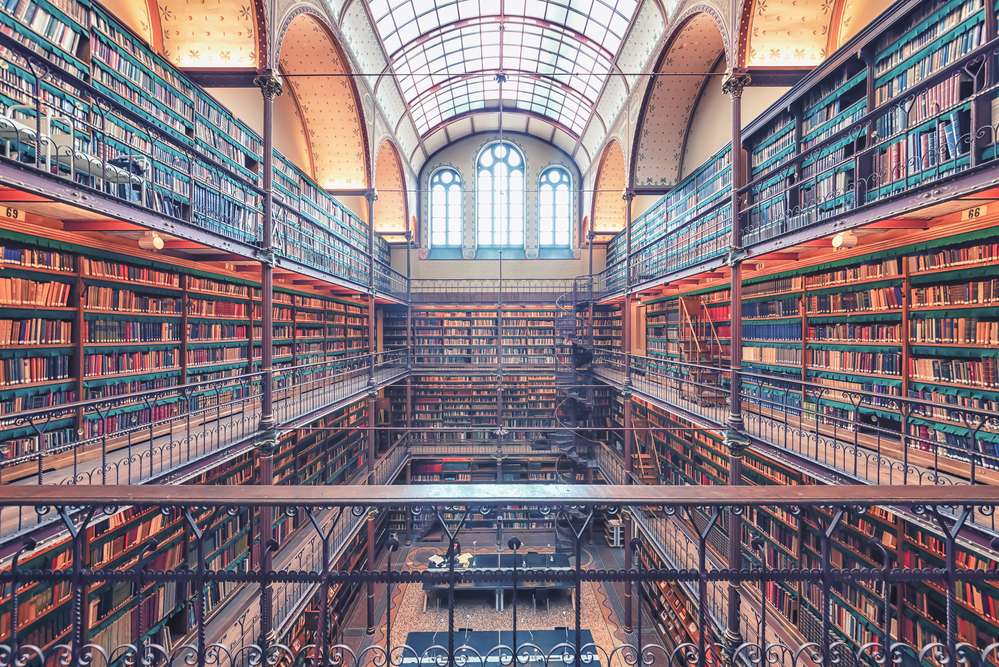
280, 16, 368, 188
633, 13, 724, 188
158, 0, 258, 67
592, 142, 626, 232
365, 0, 641, 140
374, 141, 409, 234
746, 0, 832, 66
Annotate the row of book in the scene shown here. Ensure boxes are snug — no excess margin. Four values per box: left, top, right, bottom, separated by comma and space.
0, 277, 71, 307
910, 316, 999, 344
909, 356, 998, 386
910, 279, 997, 306
0, 354, 71, 385
0, 386, 75, 416
188, 300, 248, 317
186, 347, 247, 365
806, 349, 902, 375
82, 350, 179, 377
0, 246, 74, 271
188, 323, 248, 340
744, 346, 803, 366
744, 277, 802, 297
876, 77, 965, 138
84, 319, 180, 343
84, 287, 182, 314
907, 243, 999, 270
805, 286, 905, 313
82, 260, 180, 286
809, 323, 901, 342
742, 322, 802, 341
806, 259, 901, 287
874, 24, 985, 104
0, 317, 72, 345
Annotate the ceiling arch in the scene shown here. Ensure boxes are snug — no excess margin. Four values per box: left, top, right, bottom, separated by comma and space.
591, 140, 627, 234
277, 13, 369, 188
738, 0, 893, 67
154, 0, 265, 68
632, 10, 727, 188
373, 139, 410, 241
366, 0, 643, 140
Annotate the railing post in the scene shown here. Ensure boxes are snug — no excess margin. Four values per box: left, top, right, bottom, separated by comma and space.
255, 434, 278, 648
622, 508, 633, 633
721, 67, 751, 661
366, 508, 378, 634
253, 71, 283, 435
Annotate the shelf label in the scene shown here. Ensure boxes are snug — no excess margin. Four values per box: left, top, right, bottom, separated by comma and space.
1, 207, 25, 222
961, 203, 993, 221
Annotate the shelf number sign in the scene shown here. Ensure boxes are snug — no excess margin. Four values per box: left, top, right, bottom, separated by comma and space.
1, 207, 24, 222
961, 204, 993, 221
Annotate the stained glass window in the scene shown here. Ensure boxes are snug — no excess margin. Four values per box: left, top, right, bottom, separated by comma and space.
477, 143, 525, 247
539, 167, 572, 246
430, 168, 462, 247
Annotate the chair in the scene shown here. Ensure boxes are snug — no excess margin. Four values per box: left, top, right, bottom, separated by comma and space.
533, 588, 549, 613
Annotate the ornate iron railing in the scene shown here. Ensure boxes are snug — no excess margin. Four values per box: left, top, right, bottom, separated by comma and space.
589, 349, 999, 494
0, 350, 410, 535
1, 486, 998, 667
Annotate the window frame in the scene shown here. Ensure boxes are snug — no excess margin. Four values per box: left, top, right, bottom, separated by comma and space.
428, 167, 464, 249
538, 165, 573, 248
475, 141, 526, 249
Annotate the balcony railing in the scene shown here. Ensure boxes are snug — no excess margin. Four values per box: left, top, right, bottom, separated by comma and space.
0, 31, 382, 296
590, 349, 999, 494
1, 485, 998, 667
0, 350, 410, 536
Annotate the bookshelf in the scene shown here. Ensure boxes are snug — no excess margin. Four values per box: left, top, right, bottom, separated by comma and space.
0, 227, 374, 481
593, 304, 622, 353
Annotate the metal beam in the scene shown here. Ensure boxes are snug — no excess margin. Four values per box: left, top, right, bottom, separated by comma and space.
183, 69, 260, 88
62, 220, 146, 231
1, 483, 996, 506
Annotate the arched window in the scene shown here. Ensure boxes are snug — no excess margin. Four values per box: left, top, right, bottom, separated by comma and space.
430, 169, 462, 248
539, 167, 572, 247
477, 142, 524, 247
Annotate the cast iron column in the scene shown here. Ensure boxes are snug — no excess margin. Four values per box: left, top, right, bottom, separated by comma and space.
623, 190, 634, 385
253, 71, 282, 434
252, 71, 281, 651
721, 68, 752, 659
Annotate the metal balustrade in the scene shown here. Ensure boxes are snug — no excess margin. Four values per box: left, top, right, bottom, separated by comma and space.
587, 348, 999, 497
2, 486, 998, 667
0, 350, 411, 537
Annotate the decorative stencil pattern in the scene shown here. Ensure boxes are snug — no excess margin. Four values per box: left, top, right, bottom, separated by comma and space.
374, 141, 408, 234
376, 83, 408, 130
592, 141, 626, 232
280, 15, 367, 188
615, 0, 666, 90
341, 1, 389, 88
158, 0, 258, 67
633, 12, 724, 187
746, 0, 833, 66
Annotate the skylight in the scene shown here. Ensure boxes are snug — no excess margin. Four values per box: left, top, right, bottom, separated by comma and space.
367, 0, 639, 138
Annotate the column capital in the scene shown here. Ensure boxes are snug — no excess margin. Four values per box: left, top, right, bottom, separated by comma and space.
721, 69, 751, 98
256, 429, 280, 457
404, 230, 413, 245
365, 189, 379, 203
726, 246, 749, 266
723, 429, 751, 457
622, 189, 636, 202
586, 230, 595, 242
253, 71, 284, 101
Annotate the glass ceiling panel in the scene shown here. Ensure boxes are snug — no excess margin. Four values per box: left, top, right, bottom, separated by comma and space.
366, 0, 639, 137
